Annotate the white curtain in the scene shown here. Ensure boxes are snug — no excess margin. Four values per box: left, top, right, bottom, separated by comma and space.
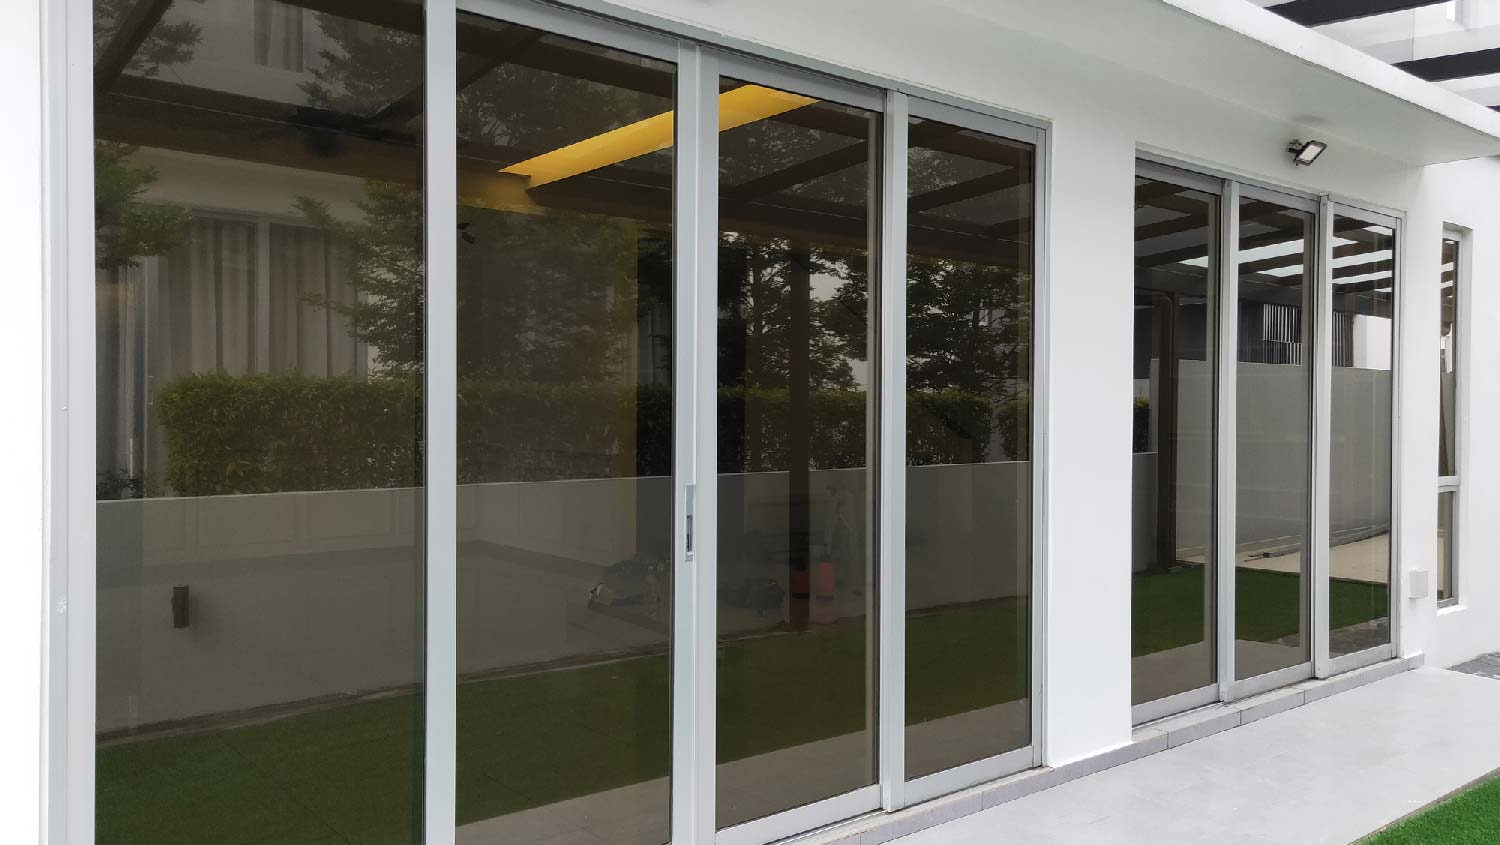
98, 214, 365, 495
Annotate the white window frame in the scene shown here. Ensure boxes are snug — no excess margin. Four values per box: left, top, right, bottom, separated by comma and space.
1318, 200, 1402, 679
1438, 224, 1469, 609
1130, 155, 1407, 710
1127, 160, 1226, 726
893, 95, 1046, 810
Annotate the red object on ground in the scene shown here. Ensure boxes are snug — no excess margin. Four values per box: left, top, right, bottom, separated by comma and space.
814, 560, 836, 600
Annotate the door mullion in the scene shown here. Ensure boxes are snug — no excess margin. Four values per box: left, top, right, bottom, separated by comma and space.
1216, 180, 1239, 701
671, 41, 720, 845
877, 90, 909, 811
422, 0, 459, 839
1312, 197, 1334, 679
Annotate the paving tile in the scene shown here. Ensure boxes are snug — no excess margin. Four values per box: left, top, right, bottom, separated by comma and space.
892, 668, 1500, 845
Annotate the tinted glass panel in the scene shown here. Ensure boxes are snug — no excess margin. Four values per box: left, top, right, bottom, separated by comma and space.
1438, 234, 1459, 606
454, 16, 674, 843
94, 0, 424, 839
1438, 490, 1456, 603
904, 119, 1034, 777
1234, 197, 1313, 680
715, 80, 877, 828
1440, 237, 1458, 478
1131, 176, 1217, 706
1328, 218, 1394, 658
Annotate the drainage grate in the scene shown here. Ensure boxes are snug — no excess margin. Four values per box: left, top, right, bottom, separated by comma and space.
1449, 653, 1500, 681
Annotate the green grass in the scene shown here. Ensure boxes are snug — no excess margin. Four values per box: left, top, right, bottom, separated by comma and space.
98, 608, 1024, 844
1362, 773, 1500, 844
97, 569, 1389, 844
1132, 565, 1389, 655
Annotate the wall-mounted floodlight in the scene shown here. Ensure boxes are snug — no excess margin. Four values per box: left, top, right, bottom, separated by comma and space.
1288, 139, 1327, 167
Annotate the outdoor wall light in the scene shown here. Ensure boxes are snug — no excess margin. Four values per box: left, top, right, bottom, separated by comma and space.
1289, 139, 1328, 166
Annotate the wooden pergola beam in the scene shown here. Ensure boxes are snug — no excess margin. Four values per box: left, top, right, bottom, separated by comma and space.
94, 0, 174, 94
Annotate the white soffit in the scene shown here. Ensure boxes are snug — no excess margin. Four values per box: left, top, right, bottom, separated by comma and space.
941, 0, 1500, 164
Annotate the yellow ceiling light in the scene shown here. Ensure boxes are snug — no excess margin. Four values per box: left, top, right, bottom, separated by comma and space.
500, 84, 817, 188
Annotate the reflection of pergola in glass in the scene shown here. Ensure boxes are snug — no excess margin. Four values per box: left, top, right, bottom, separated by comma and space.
1136, 196, 1393, 324
96, 0, 1033, 267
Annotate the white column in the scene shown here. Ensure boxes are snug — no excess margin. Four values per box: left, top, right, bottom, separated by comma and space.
1040, 115, 1137, 765
1, 0, 48, 840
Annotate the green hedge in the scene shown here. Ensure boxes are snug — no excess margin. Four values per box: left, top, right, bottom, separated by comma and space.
158, 373, 419, 496
156, 373, 1009, 496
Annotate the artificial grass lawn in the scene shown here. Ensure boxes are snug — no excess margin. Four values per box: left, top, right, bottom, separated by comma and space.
1362, 773, 1500, 845
1132, 565, 1390, 654
97, 568, 1387, 844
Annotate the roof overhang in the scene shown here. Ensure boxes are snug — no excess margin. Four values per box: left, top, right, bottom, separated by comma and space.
936, 0, 1500, 164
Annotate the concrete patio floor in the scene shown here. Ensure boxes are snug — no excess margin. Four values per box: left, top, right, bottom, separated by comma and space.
897, 665, 1500, 845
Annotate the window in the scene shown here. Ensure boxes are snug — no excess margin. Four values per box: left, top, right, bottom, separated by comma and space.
93, 0, 425, 840
1327, 215, 1396, 658
253, 0, 307, 72
1234, 194, 1315, 681
1131, 172, 1218, 715
453, 16, 677, 842
905, 115, 1036, 778
1438, 232, 1462, 603
714, 74, 880, 831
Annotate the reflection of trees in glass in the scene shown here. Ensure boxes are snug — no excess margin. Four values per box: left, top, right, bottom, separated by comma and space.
907, 256, 1030, 396
95, 143, 191, 274
905, 134, 1033, 464
296, 17, 674, 384
906, 256, 1032, 463
296, 186, 423, 374
458, 209, 664, 383
302, 13, 422, 117
717, 100, 875, 399
718, 236, 867, 393
94, 0, 202, 75
298, 183, 668, 386
96, 143, 192, 500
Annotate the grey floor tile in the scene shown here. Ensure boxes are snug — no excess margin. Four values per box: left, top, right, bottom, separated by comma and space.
894, 669, 1500, 845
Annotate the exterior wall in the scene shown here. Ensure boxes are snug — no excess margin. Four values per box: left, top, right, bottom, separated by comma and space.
1407, 156, 1500, 667
17, 0, 1500, 837
2, 0, 46, 838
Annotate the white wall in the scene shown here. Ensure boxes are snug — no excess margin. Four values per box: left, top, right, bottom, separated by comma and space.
1, 0, 45, 839
1405, 156, 1500, 668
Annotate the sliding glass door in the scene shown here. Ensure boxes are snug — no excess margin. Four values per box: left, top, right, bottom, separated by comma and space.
1131, 169, 1219, 719
92, 1, 427, 840
452, 14, 678, 844
1127, 171, 1402, 707
1324, 206, 1397, 669
903, 103, 1037, 789
1232, 190, 1316, 687
713, 64, 882, 833
85, 0, 1058, 838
